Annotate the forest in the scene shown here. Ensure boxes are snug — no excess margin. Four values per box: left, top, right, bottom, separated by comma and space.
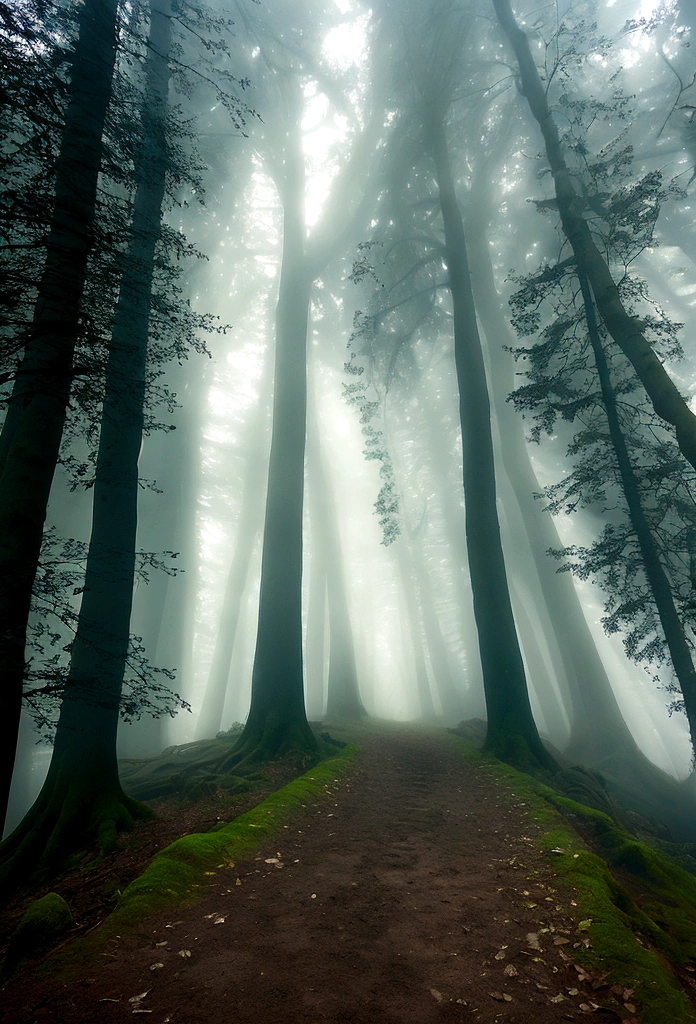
3, 0, 696, 1019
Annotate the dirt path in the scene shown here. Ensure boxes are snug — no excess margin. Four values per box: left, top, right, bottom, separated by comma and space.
4, 730, 613, 1023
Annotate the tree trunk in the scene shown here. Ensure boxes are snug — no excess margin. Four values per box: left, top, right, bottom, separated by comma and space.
427, 108, 554, 770
0, 0, 172, 880
579, 270, 696, 758
225, 114, 317, 766
0, 0, 119, 833
493, 0, 696, 473
467, 218, 641, 763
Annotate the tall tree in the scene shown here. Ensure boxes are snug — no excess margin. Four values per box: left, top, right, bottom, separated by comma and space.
222, 1, 383, 765
0, 0, 177, 879
492, 0, 696, 475
425, 97, 553, 768
0, 0, 120, 831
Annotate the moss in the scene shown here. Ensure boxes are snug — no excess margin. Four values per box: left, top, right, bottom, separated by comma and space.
1, 893, 72, 979
450, 733, 696, 1024
13, 743, 358, 988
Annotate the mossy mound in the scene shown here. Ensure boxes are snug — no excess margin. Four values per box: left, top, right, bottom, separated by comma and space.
118, 727, 342, 802
1, 892, 72, 979
451, 733, 696, 1024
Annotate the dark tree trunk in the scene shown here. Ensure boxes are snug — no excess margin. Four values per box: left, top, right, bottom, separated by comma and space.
0, 0, 172, 880
427, 109, 554, 770
493, 0, 696, 474
226, 115, 317, 766
466, 216, 641, 764
0, 0, 119, 833
579, 271, 696, 758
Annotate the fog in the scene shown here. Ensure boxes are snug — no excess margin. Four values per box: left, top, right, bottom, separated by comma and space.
4, 0, 696, 846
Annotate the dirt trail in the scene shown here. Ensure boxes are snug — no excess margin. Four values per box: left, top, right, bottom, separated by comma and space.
4, 730, 607, 1023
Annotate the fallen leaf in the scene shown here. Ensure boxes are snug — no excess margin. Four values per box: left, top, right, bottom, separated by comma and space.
129, 991, 150, 1004
178, 949, 192, 958
488, 991, 506, 1002
549, 993, 566, 1003
624, 1004, 637, 1013
165, 921, 183, 929
430, 989, 442, 1002
579, 1004, 592, 1012
235, 878, 242, 886
155, 941, 168, 947
503, 965, 518, 977
567, 988, 579, 996
149, 963, 164, 971
494, 950, 506, 960
213, 917, 226, 925
526, 932, 541, 949
577, 919, 592, 932
503, 993, 512, 1002
553, 936, 570, 945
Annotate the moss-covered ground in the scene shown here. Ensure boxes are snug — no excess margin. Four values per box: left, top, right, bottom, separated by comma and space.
5, 722, 696, 1024
450, 733, 696, 1023
4, 742, 358, 985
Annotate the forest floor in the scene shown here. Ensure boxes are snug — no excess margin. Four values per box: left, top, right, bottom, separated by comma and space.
0, 726, 676, 1024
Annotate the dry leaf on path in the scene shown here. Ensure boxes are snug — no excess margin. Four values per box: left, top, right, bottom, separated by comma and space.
129, 991, 150, 1004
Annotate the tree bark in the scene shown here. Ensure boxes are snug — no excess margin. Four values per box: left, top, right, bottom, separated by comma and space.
579, 270, 696, 758
226, 108, 318, 766
0, 0, 120, 833
493, 0, 696, 473
0, 0, 172, 880
427, 108, 554, 769
466, 217, 641, 763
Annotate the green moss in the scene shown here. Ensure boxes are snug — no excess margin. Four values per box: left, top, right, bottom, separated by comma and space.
1, 892, 73, 979
450, 734, 696, 1024
13, 744, 358, 988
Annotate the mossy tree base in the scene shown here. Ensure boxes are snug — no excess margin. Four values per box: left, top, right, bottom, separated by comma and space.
216, 712, 320, 774
483, 723, 558, 776
0, 767, 150, 892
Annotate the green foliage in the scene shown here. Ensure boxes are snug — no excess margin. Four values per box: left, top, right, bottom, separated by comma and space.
342, 324, 401, 546
507, 84, 696, 707
23, 529, 190, 740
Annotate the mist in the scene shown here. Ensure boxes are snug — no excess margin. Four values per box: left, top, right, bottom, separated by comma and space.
3, 0, 696, 852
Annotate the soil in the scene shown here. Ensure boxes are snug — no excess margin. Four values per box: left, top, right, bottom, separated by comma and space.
2, 728, 643, 1024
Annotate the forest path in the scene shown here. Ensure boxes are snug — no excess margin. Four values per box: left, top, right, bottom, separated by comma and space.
7, 729, 595, 1023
